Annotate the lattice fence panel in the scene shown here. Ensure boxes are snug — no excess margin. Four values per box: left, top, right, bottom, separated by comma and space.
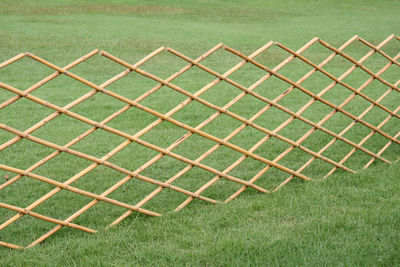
0, 35, 399, 249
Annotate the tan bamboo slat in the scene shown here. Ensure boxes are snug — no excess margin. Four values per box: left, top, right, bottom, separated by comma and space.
110, 38, 318, 225
21, 53, 312, 182
0, 53, 25, 70
224, 45, 399, 147
0, 36, 398, 249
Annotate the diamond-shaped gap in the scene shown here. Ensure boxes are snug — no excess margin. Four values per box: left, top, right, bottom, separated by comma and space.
338, 146, 374, 171
0, 129, 16, 148
276, 145, 334, 179
0, 171, 55, 210
300, 128, 336, 154
225, 58, 270, 88
361, 77, 397, 102
301, 40, 336, 69
276, 118, 313, 142
197, 144, 247, 173
251, 73, 295, 102
29, 73, 93, 108
380, 116, 400, 138
361, 104, 393, 127
142, 49, 192, 81
0, 96, 54, 131
320, 111, 353, 135
339, 65, 374, 90
171, 63, 222, 95
273, 86, 314, 115
252, 135, 293, 163
225, 155, 266, 182
0, 137, 54, 171
341, 94, 373, 118
198, 46, 243, 77
69, 89, 127, 123
275, 56, 315, 84
32, 151, 94, 183
378, 37, 400, 58
138, 81, 189, 115
228, 124, 268, 151
138, 154, 189, 184
300, 100, 334, 123
66, 53, 125, 87
68, 127, 126, 159
340, 38, 374, 63
102, 103, 159, 137
319, 83, 354, 107
379, 64, 400, 85
105, 139, 160, 173
252, 44, 293, 70
169, 133, 217, 162
196, 78, 244, 108
0, 212, 55, 248
361, 130, 394, 156
252, 105, 292, 132
69, 199, 129, 231
199, 112, 244, 140
298, 68, 336, 96
227, 92, 267, 121
320, 49, 355, 79
28, 112, 92, 148
379, 89, 400, 113
139, 120, 191, 151
104, 69, 160, 102
319, 137, 355, 165
170, 99, 218, 128
0, 56, 54, 91
362, 48, 396, 74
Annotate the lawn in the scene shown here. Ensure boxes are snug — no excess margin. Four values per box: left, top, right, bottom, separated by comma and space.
0, 0, 399, 266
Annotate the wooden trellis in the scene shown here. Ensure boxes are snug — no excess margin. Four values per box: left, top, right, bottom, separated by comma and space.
0, 35, 399, 249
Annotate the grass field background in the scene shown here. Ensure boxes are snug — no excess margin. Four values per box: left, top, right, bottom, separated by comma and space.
0, 0, 399, 266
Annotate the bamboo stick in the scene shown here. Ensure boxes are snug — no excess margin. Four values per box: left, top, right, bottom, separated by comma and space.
224, 45, 400, 148
0, 164, 160, 217
358, 37, 400, 67
20, 45, 224, 248
0, 47, 165, 190
110, 40, 298, 225
318, 39, 400, 94
19, 43, 222, 247
275, 42, 400, 119
20, 52, 311, 184
0, 65, 165, 233
166, 47, 390, 164
0, 123, 222, 202
272, 41, 400, 190
329, 79, 400, 175
0, 202, 96, 233
0, 50, 99, 109
0, 241, 22, 250
0, 53, 24, 70
179, 36, 362, 207
172, 36, 346, 212
99, 52, 340, 178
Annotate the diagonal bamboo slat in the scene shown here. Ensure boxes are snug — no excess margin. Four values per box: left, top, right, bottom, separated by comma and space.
0, 35, 399, 249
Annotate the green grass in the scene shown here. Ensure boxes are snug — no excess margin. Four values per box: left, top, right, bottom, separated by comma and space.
0, 0, 399, 265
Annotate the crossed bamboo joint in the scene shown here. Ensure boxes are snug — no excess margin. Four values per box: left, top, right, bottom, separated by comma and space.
0, 35, 399, 249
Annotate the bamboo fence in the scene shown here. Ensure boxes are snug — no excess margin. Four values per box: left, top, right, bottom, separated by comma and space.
0, 35, 399, 249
